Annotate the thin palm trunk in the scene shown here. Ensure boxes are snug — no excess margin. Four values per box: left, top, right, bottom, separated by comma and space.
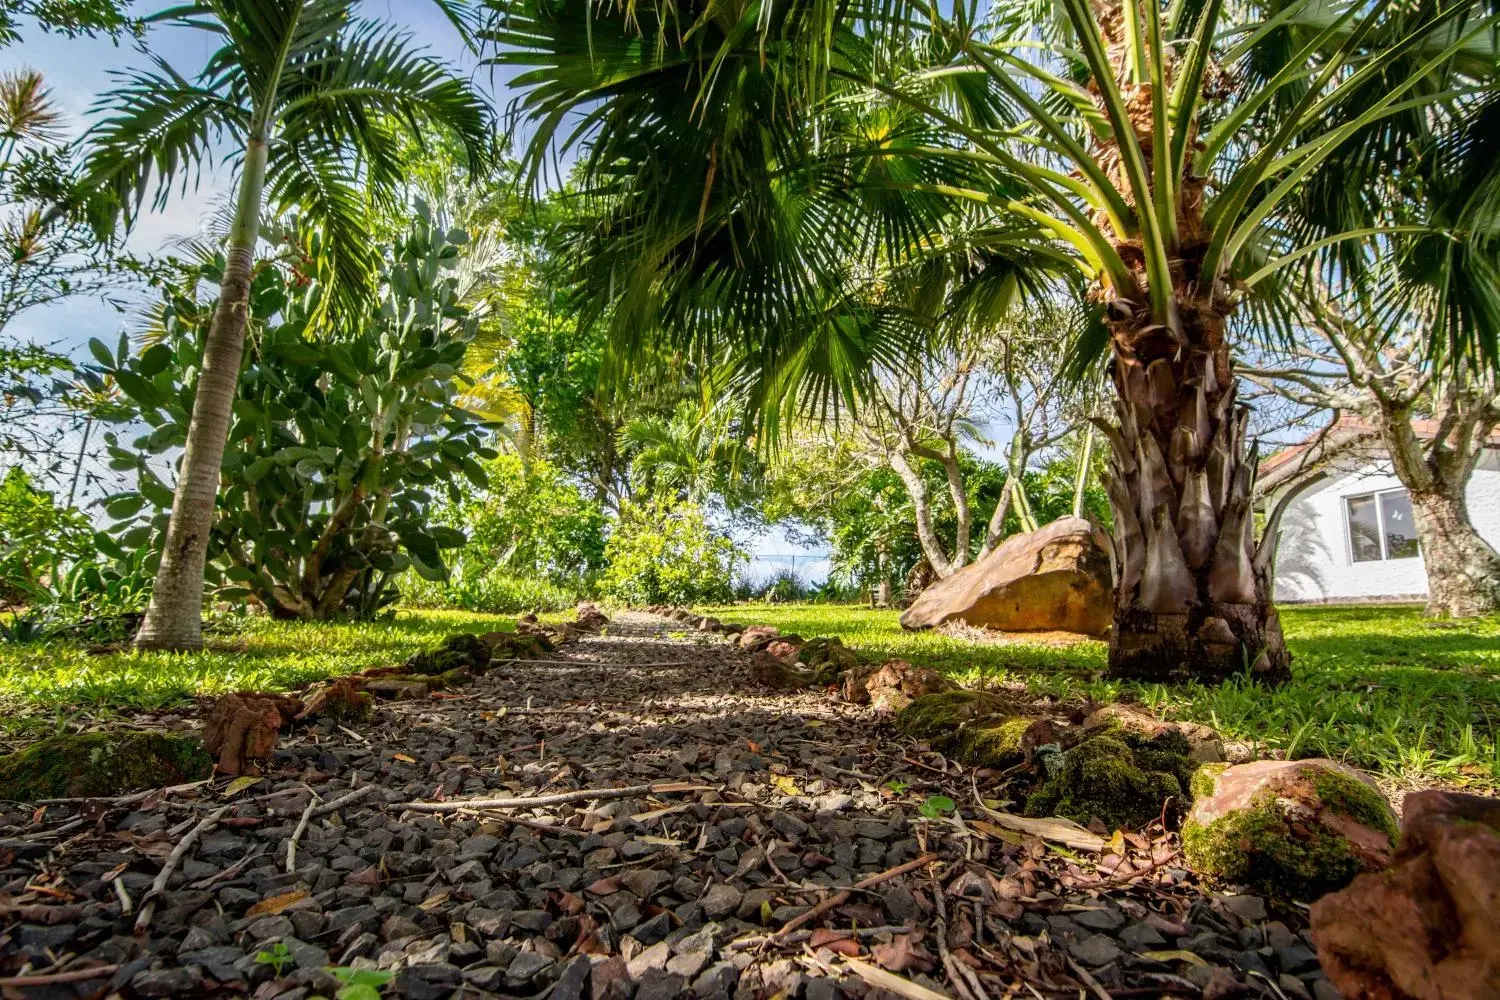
134, 139, 267, 650
1072, 427, 1093, 518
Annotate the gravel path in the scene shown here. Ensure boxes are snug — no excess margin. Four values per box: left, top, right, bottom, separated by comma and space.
0, 612, 1337, 999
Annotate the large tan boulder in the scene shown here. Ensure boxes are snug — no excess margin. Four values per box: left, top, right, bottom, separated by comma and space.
1309, 790, 1500, 1000
899, 517, 1112, 635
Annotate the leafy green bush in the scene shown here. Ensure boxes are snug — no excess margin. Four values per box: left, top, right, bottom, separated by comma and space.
600, 497, 742, 606
0, 467, 93, 605
456, 455, 606, 586
93, 209, 489, 619
402, 562, 579, 614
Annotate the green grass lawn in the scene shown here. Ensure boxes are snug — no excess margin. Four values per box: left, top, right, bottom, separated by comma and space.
699, 602, 1500, 790
1, 603, 1495, 789
0, 609, 515, 740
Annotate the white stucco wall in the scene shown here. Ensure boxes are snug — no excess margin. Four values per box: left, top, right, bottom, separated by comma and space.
1271, 449, 1500, 602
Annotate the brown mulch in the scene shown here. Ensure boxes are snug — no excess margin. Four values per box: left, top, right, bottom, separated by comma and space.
0, 612, 1334, 999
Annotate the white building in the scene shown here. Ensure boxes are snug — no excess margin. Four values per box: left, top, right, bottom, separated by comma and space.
1258, 421, 1500, 603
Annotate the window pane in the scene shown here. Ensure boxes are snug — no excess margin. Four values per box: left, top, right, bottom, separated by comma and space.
1347, 495, 1383, 562
1380, 490, 1420, 559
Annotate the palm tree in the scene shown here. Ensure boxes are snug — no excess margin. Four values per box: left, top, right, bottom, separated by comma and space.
487, 0, 1495, 683
77, 0, 491, 649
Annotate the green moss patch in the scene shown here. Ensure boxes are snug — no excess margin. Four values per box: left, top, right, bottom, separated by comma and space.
0, 731, 212, 801
404, 633, 492, 676
1312, 769, 1400, 844
1025, 733, 1188, 830
1182, 767, 1397, 898
800, 636, 858, 684
951, 717, 1042, 769
897, 691, 1014, 739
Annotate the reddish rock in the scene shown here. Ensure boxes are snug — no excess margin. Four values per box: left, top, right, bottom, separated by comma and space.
843, 659, 953, 712
1310, 790, 1500, 1000
899, 516, 1112, 635
575, 601, 610, 632
1183, 759, 1397, 898
203, 693, 300, 776
748, 651, 812, 691
763, 638, 803, 664
296, 677, 373, 724
737, 625, 780, 652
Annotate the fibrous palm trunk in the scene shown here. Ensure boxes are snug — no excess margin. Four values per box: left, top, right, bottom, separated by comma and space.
133, 140, 268, 650
1091, 0, 1290, 683
1099, 323, 1289, 683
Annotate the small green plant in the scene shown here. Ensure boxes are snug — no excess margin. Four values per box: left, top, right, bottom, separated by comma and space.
255, 942, 293, 977
327, 966, 395, 1000
0, 613, 48, 644
918, 794, 956, 819
883, 778, 910, 795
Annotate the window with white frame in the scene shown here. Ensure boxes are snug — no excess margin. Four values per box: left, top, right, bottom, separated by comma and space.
1344, 489, 1420, 562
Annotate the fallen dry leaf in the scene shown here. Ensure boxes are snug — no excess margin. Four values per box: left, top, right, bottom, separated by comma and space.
844, 957, 953, 1000
246, 888, 308, 917
222, 775, 263, 797
1140, 949, 1207, 966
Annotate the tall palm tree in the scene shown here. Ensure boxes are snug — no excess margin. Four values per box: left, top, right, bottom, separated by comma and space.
78, 0, 491, 649
487, 0, 1494, 683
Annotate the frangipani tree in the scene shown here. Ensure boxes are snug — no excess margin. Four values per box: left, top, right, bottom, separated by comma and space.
76, 0, 491, 649
489, 0, 1496, 683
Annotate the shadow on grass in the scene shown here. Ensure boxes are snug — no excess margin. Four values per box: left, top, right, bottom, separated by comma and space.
699, 602, 1500, 789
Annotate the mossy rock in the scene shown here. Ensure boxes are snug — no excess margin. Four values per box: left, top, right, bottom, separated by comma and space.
1024, 733, 1186, 831
1181, 759, 1397, 899
950, 716, 1050, 769
405, 633, 491, 676
896, 691, 1014, 739
800, 636, 859, 684
0, 731, 212, 801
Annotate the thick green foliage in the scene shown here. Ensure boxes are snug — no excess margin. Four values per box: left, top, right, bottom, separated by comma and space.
0, 467, 92, 604
93, 209, 489, 619
0, 730, 211, 800
599, 497, 742, 606
457, 455, 606, 586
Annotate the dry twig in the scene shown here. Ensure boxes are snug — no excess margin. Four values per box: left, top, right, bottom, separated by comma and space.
775, 853, 939, 937
286, 792, 321, 873
0, 964, 120, 988
134, 805, 231, 934
396, 782, 711, 813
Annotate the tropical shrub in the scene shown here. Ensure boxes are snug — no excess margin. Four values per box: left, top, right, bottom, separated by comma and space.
457, 455, 606, 586
599, 497, 742, 606
402, 562, 580, 614
0, 467, 92, 605
94, 211, 490, 619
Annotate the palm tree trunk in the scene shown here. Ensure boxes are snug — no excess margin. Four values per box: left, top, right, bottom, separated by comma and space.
1101, 325, 1290, 684
133, 140, 268, 650
1409, 487, 1500, 617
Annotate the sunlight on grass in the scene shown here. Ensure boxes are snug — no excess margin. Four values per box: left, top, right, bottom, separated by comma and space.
2, 602, 1495, 788
699, 602, 1500, 789
0, 610, 516, 722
